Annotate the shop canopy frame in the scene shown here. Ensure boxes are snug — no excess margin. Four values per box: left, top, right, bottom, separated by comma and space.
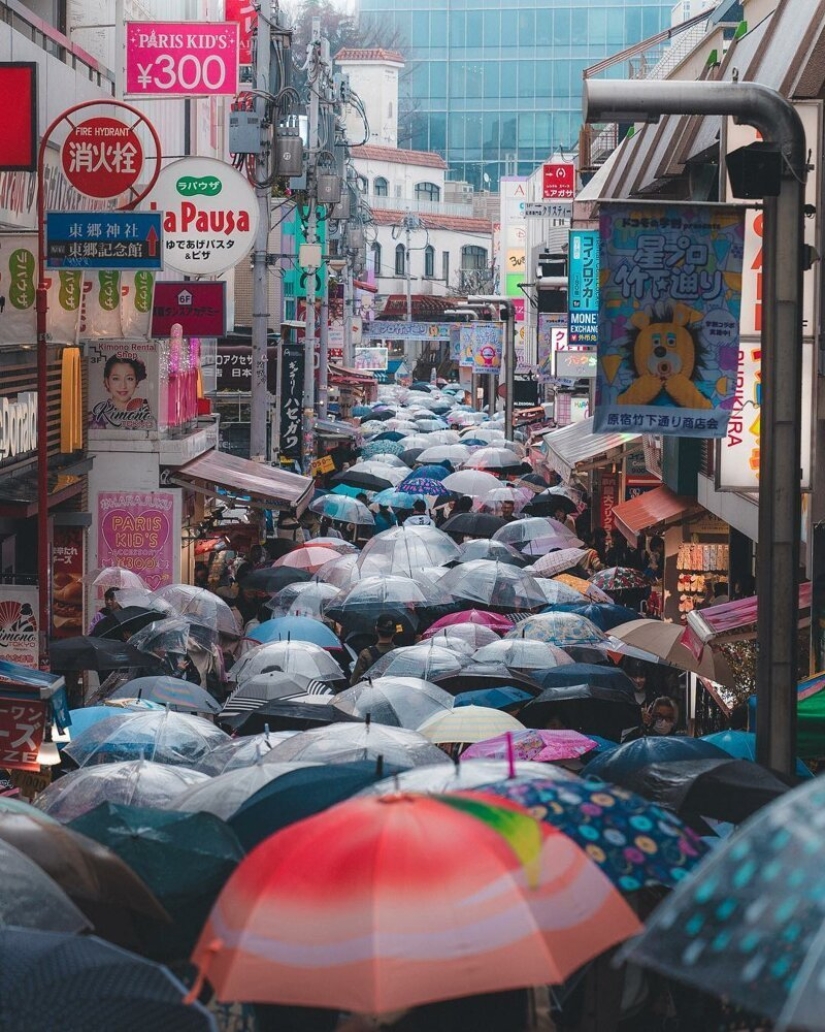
540, 417, 642, 483
612, 485, 700, 545
170, 450, 315, 516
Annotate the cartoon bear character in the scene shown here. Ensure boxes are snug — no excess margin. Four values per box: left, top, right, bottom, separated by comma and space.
617, 303, 712, 409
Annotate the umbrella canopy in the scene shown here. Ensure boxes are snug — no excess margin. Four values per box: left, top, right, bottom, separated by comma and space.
64, 710, 229, 768
309, 495, 375, 525
49, 637, 161, 673
361, 760, 572, 799
333, 676, 454, 728
359, 523, 461, 570
365, 641, 465, 682
325, 575, 451, 633
524, 487, 580, 517
86, 566, 148, 591
396, 476, 453, 499
268, 581, 340, 620
263, 721, 450, 769
192, 792, 641, 1013
331, 469, 394, 492
220, 672, 331, 719
506, 612, 606, 647
531, 549, 591, 578
553, 574, 613, 602
361, 438, 404, 457
428, 609, 514, 634
473, 638, 573, 671
701, 730, 813, 780
228, 760, 401, 852
417, 444, 471, 465
462, 446, 528, 472
68, 803, 245, 964
194, 732, 298, 774
248, 615, 341, 648
0, 839, 90, 933
461, 729, 597, 763
482, 777, 706, 892
171, 761, 319, 821
439, 511, 508, 539
274, 545, 344, 575
417, 705, 525, 745
0, 929, 216, 1032
534, 580, 589, 605
493, 517, 582, 551
422, 623, 501, 649
153, 584, 239, 637
618, 776, 825, 1031
584, 736, 729, 783
402, 464, 451, 482
0, 813, 169, 951
529, 663, 640, 694
518, 680, 640, 744
453, 538, 527, 565
231, 640, 346, 685
441, 469, 501, 497
107, 677, 221, 714
454, 687, 534, 711
238, 565, 311, 593
440, 560, 546, 612
589, 567, 651, 592
611, 618, 736, 684
91, 606, 167, 640
547, 602, 640, 632
311, 553, 361, 588
34, 760, 209, 822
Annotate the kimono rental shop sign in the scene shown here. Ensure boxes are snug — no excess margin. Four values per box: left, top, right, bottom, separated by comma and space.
594, 204, 744, 437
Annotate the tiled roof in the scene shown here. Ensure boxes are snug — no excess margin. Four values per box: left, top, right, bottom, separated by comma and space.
354, 145, 448, 170
371, 208, 493, 235
335, 48, 405, 64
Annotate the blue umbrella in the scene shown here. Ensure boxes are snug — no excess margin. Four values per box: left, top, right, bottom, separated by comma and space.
397, 476, 452, 497
372, 431, 406, 443
361, 440, 404, 458
65, 704, 163, 742
411, 382, 433, 392
248, 616, 342, 648
352, 405, 372, 417
454, 687, 534, 710
330, 483, 364, 498
372, 489, 426, 509
701, 729, 813, 779
546, 602, 641, 632
107, 677, 222, 714
584, 736, 729, 782
402, 464, 450, 482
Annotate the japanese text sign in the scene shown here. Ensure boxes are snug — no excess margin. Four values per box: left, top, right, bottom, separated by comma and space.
279, 342, 305, 466
226, 0, 255, 64
595, 203, 744, 438
568, 229, 599, 347
542, 162, 575, 199
125, 22, 239, 97
151, 281, 226, 337
60, 117, 143, 200
97, 491, 176, 589
46, 212, 162, 270
0, 586, 38, 669
0, 698, 46, 771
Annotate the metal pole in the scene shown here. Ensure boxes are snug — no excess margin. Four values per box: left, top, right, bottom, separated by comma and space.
302, 18, 321, 468
35, 144, 50, 669
318, 288, 329, 419
583, 79, 806, 777
503, 301, 515, 440
250, 7, 271, 462
342, 258, 355, 366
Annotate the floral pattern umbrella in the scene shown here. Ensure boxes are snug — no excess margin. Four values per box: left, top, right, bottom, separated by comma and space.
554, 574, 613, 603
505, 612, 607, 647
590, 567, 651, 592
461, 729, 597, 763
396, 477, 452, 498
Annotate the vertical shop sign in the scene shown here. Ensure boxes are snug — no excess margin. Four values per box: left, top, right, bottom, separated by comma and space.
0, 585, 39, 668
52, 527, 84, 639
0, 698, 46, 770
279, 342, 304, 466
568, 229, 599, 347
595, 203, 744, 437
97, 491, 175, 589
598, 472, 620, 532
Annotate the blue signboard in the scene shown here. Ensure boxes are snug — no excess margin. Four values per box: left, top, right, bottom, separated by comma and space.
46, 211, 163, 269
568, 229, 599, 347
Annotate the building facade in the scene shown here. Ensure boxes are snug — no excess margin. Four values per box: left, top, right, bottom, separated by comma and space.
357, 0, 680, 189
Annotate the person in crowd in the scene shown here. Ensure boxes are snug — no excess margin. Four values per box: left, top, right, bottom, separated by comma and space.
577, 530, 604, 574
164, 650, 201, 684
593, 526, 608, 563
374, 503, 397, 533
277, 510, 306, 545
405, 499, 433, 526
624, 695, 680, 741
643, 535, 665, 581
553, 504, 577, 533
623, 658, 658, 710
89, 587, 120, 633
605, 528, 629, 568
193, 562, 210, 589
349, 614, 398, 684
499, 499, 517, 523
316, 516, 343, 540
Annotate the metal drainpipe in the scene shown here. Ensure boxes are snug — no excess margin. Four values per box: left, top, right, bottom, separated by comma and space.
583, 79, 806, 777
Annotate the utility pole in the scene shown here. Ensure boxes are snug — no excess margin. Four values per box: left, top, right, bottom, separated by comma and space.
302, 17, 322, 467
249, 6, 274, 462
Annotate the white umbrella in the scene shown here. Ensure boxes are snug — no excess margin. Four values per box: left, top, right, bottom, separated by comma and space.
263, 722, 451, 768
417, 705, 525, 744
416, 444, 471, 465
231, 640, 346, 685
441, 469, 501, 497
473, 638, 574, 670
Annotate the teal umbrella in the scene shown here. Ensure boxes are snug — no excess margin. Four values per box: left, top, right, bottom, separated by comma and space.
361, 439, 404, 458
68, 803, 245, 963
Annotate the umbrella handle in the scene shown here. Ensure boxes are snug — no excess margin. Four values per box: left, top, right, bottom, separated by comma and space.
506, 731, 515, 779
184, 938, 222, 1004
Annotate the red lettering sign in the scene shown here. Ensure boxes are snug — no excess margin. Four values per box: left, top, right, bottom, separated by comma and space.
542, 162, 575, 200
0, 698, 46, 771
61, 117, 144, 200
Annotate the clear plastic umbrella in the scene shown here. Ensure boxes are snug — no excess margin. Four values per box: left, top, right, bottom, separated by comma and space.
64, 710, 230, 768
459, 426, 506, 443
311, 553, 362, 588
397, 434, 432, 451
441, 469, 501, 497
505, 612, 607, 647
365, 641, 465, 681
439, 559, 546, 611
422, 624, 501, 649
473, 638, 574, 670
535, 579, 589, 605
283, 582, 341, 619
263, 722, 451, 769
455, 539, 528, 567
153, 584, 239, 637
110, 587, 178, 618
416, 444, 471, 465
128, 616, 218, 654
194, 731, 301, 775
358, 524, 461, 570
171, 761, 320, 821
348, 462, 407, 485
231, 640, 346, 685
333, 676, 454, 729
33, 760, 209, 822
479, 486, 531, 515
424, 429, 461, 446
492, 517, 582, 549
274, 545, 346, 574
309, 495, 376, 525
85, 567, 147, 591
325, 576, 451, 628
461, 446, 527, 471
358, 759, 573, 796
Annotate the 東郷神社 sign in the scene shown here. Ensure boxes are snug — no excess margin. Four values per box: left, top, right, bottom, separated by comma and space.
45, 212, 162, 269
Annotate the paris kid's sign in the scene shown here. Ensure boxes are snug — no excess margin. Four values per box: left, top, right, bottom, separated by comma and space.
96, 491, 177, 590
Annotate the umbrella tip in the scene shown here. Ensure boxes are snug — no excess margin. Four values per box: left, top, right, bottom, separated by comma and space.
376, 753, 384, 778
264, 723, 271, 745
365, 712, 371, 729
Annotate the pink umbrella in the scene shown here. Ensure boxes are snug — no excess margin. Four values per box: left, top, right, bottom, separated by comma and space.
274, 546, 344, 574
462, 728, 597, 763
427, 609, 514, 634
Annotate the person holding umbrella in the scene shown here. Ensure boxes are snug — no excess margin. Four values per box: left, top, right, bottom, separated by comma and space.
349, 615, 398, 685
405, 500, 433, 527
88, 588, 120, 633
374, 503, 397, 533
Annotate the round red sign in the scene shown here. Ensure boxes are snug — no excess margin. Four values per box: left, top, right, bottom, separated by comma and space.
60, 116, 144, 199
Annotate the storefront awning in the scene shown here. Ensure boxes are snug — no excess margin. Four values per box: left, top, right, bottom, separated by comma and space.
541, 417, 642, 483
171, 450, 315, 515
685, 581, 813, 648
315, 418, 360, 440
612, 485, 697, 545
0, 457, 92, 518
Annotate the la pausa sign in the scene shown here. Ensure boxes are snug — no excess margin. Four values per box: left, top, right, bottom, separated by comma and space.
0, 392, 37, 464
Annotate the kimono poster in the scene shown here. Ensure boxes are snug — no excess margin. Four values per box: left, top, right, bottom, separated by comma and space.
595, 204, 744, 437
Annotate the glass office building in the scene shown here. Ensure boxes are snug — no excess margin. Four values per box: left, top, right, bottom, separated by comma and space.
358, 0, 676, 188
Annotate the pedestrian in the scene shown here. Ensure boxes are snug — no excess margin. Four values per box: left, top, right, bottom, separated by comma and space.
499, 499, 517, 523
623, 658, 657, 709
88, 587, 120, 633
552, 504, 577, 533
374, 503, 397, 533
605, 528, 629, 568
349, 614, 398, 684
405, 499, 433, 526
623, 695, 680, 741
593, 527, 608, 562
164, 650, 202, 685
316, 516, 343, 540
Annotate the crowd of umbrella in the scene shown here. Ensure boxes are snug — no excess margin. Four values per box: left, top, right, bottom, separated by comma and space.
3, 381, 822, 1031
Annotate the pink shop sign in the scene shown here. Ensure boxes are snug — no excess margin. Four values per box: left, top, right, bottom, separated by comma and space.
126, 22, 239, 97
97, 491, 175, 590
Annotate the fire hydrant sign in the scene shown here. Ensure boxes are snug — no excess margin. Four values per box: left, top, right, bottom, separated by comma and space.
61, 116, 144, 200
126, 22, 239, 97
141, 156, 259, 276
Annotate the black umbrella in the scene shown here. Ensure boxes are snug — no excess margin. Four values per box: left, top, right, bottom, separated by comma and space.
49, 637, 162, 672
598, 757, 793, 825
525, 492, 578, 517
331, 469, 394, 492
440, 512, 507, 538
222, 699, 360, 735
91, 607, 167, 640
531, 663, 638, 693
0, 928, 214, 1031
519, 670, 641, 742
238, 566, 311, 593
433, 664, 542, 697
399, 448, 425, 466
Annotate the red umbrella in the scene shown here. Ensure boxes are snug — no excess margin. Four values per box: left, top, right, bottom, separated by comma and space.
427, 609, 514, 634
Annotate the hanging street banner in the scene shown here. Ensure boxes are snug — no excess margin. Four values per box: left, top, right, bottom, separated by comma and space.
568, 229, 599, 347
279, 341, 304, 467
45, 212, 162, 269
354, 347, 389, 371
459, 323, 503, 374
594, 203, 744, 437
125, 22, 239, 97
364, 321, 452, 341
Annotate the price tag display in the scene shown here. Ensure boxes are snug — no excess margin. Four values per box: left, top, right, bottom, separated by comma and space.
126, 22, 239, 97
